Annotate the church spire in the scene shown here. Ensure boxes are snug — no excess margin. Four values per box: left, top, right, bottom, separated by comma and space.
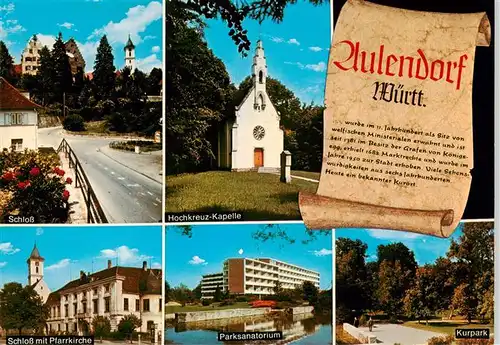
252, 40, 267, 110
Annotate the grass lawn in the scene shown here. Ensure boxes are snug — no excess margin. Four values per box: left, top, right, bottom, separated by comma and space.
403, 320, 493, 336
166, 171, 318, 220
164, 302, 251, 313
291, 170, 320, 181
335, 325, 359, 345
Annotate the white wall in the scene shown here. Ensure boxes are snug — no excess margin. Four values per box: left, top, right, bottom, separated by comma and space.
0, 110, 38, 151
232, 89, 283, 170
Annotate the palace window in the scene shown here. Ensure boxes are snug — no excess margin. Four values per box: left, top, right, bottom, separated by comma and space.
135, 299, 140, 311
93, 288, 98, 295
259, 70, 264, 84
143, 299, 150, 312
159, 299, 162, 312
64, 305, 68, 316
147, 321, 154, 330
82, 302, 87, 313
93, 300, 98, 314
124, 298, 129, 311
73, 303, 77, 316
104, 297, 110, 313
105, 284, 110, 293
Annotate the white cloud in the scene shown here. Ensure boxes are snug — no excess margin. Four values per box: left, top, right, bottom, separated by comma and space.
36, 33, 56, 49
58, 22, 74, 29
0, 242, 20, 255
270, 36, 284, 43
310, 248, 333, 257
46, 259, 71, 271
0, 3, 14, 13
75, 40, 99, 72
285, 61, 304, 68
365, 229, 424, 241
152, 262, 161, 269
305, 62, 326, 72
0, 262, 7, 268
288, 38, 300, 45
238, 249, 243, 255
136, 54, 161, 73
151, 45, 160, 53
143, 35, 156, 40
99, 245, 152, 265
309, 46, 323, 52
189, 256, 207, 265
36, 228, 44, 236
88, 1, 162, 46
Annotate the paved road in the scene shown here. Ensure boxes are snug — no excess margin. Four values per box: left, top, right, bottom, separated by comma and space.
38, 127, 162, 223
358, 324, 447, 345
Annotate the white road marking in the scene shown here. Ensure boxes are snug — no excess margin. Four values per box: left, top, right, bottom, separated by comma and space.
147, 191, 153, 196
127, 184, 140, 187
104, 167, 108, 170
117, 177, 125, 180
111, 172, 115, 175
140, 192, 146, 196
155, 198, 161, 203
153, 203, 158, 206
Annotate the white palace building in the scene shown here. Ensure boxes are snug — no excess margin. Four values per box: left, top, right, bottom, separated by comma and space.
26, 245, 162, 335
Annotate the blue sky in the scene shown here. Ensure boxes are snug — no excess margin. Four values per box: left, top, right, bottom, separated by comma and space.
166, 224, 333, 290
204, 1, 330, 105
0, 226, 162, 291
335, 223, 466, 265
0, 0, 162, 72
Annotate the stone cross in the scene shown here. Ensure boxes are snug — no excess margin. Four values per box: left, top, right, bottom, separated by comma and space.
280, 151, 291, 183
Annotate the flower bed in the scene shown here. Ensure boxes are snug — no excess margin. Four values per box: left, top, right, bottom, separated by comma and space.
0, 150, 72, 223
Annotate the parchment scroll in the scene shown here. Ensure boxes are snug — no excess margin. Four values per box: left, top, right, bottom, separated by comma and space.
299, 0, 491, 237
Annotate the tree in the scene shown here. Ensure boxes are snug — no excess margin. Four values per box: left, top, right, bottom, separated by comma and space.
165, 281, 171, 302
175, 0, 327, 55
73, 66, 85, 101
91, 315, 111, 342
93, 35, 116, 100
0, 282, 49, 335
403, 266, 439, 324
302, 281, 319, 306
447, 222, 494, 323
377, 260, 407, 319
51, 32, 73, 103
170, 284, 194, 305
146, 67, 162, 95
166, 0, 234, 174
38, 45, 54, 105
117, 314, 142, 343
193, 284, 202, 300
273, 280, 283, 296
213, 284, 222, 302
0, 41, 15, 84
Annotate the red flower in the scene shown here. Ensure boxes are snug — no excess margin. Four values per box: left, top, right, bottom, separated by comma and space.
17, 181, 29, 189
29, 167, 40, 176
53, 167, 65, 176
62, 190, 70, 200
1, 171, 14, 181
14, 171, 22, 177
66, 177, 73, 184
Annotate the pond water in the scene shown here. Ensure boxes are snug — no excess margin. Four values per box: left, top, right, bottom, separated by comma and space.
164, 313, 332, 344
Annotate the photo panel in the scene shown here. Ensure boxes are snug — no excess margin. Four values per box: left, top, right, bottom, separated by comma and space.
0, 0, 163, 224
165, 0, 330, 223
335, 221, 494, 345
0, 225, 163, 344
165, 223, 333, 344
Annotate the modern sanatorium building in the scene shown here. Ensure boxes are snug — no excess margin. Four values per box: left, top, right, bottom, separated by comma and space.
200, 258, 320, 299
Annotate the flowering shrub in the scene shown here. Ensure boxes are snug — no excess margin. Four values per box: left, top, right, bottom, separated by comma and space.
0, 150, 72, 223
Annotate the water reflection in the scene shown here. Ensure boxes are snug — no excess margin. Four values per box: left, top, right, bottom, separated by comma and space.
165, 313, 332, 344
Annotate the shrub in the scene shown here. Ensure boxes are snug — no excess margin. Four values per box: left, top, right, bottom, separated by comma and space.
201, 299, 211, 306
427, 335, 453, 345
456, 338, 494, 345
219, 299, 234, 306
80, 107, 95, 121
63, 114, 85, 132
0, 150, 71, 223
235, 296, 250, 303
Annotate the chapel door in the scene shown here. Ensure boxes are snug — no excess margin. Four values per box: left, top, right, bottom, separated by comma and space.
254, 148, 264, 167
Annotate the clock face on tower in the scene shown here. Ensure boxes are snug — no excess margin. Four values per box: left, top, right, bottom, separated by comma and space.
253, 126, 265, 140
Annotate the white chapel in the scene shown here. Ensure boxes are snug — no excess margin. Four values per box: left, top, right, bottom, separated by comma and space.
217, 40, 284, 171
27, 244, 51, 303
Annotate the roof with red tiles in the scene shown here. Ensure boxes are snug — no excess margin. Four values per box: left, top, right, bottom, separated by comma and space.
0, 77, 42, 110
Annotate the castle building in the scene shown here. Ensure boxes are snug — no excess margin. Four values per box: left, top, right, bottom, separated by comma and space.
124, 35, 136, 73
20, 35, 85, 76
200, 258, 320, 299
22, 245, 162, 336
217, 40, 284, 171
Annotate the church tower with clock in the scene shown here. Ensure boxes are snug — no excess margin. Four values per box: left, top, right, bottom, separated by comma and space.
217, 40, 284, 171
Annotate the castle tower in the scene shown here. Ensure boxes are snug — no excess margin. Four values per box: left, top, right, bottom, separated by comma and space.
124, 34, 136, 73
27, 243, 44, 286
252, 40, 267, 110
